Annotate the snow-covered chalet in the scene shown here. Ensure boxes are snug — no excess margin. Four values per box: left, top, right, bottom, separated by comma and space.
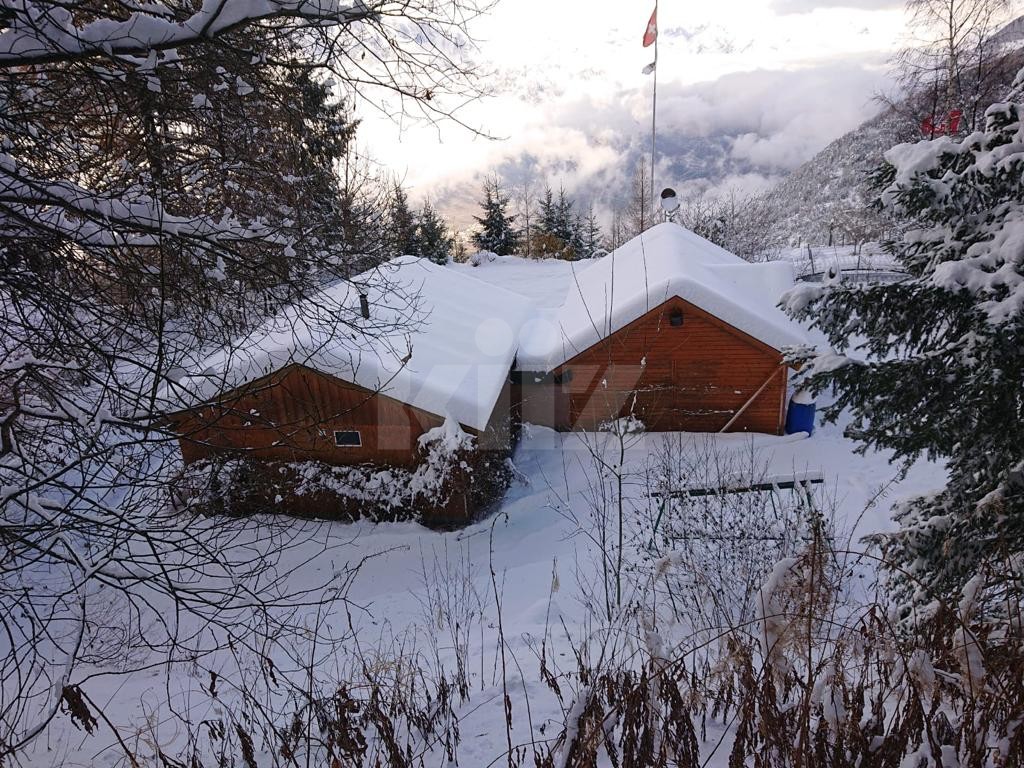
164, 222, 806, 521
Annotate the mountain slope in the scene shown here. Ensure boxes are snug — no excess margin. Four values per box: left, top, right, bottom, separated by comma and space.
764, 106, 916, 247
765, 18, 1024, 248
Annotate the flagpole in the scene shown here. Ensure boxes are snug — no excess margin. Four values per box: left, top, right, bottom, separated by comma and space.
650, 0, 658, 220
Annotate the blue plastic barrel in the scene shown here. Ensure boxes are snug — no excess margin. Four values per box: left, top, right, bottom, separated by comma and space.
785, 390, 816, 435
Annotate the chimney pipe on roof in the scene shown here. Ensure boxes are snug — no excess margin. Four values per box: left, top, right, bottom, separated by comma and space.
359, 292, 369, 320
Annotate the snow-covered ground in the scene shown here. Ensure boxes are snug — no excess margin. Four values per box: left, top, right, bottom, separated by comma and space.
29, 410, 943, 767
21, 254, 945, 766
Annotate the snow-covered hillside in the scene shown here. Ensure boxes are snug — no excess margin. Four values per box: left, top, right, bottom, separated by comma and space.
761, 19, 1024, 249
762, 107, 915, 247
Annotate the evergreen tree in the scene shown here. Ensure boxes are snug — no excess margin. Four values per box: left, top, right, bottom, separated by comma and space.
556, 187, 584, 257
533, 186, 564, 258
784, 74, 1024, 627
535, 187, 559, 236
533, 185, 582, 259
417, 201, 454, 265
554, 188, 574, 244
389, 183, 420, 257
472, 177, 520, 255
579, 202, 605, 258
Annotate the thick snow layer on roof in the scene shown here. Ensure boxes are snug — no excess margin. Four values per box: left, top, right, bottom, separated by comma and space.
450, 256, 577, 309
166, 256, 534, 432
515, 223, 808, 372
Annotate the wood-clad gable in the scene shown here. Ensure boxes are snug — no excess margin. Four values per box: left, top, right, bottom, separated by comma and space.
517, 296, 788, 434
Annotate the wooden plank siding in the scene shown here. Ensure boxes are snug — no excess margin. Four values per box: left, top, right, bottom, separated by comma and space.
168, 364, 519, 525
518, 296, 788, 434
171, 364, 453, 467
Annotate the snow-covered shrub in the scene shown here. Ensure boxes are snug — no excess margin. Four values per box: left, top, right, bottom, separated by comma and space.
598, 415, 645, 435
546, 510, 1024, 767
469, 249, 498, 267
637, 435, 832, 648
180, 418, 512, 525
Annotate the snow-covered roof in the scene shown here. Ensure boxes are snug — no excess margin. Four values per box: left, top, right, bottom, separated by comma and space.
165, 256, 534, 432
515, 223, 808, 372
166, 226, 806, 431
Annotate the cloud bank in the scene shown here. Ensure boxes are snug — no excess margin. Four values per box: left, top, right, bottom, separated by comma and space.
771, 0, 903, 15
423, 59, 891, 229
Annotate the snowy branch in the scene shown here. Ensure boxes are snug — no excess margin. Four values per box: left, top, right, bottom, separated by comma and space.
0, 0, 376, 67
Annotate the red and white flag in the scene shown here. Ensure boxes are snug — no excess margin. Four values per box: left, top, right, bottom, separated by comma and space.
643, 6, 658, 47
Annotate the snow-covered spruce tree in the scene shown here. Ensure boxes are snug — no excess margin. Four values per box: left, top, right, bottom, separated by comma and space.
535, 186, 558, 236
389, 182, 421, 257
579, 202, 605, 258
472, 176, 520, 255
0, 0, 486, 760
533, 185, 582, 258
417, 201, 454, 264
784, 75, 1024, 624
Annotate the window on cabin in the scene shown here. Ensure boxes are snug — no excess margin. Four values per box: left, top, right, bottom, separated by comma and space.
554, 369, 573, 386
334, 430, 362, 447
669, 309, 684, 327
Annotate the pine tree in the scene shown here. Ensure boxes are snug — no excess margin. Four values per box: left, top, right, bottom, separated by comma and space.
533, 186, 564, 258
556, 187, 583, 257
784, 73, 1024, 626
417, 201, 454, 265
472, 177, 520, 255
390, 183, 420, 257
536, 187, 559, 236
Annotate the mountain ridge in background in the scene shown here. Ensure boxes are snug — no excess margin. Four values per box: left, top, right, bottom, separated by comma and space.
760, 13, 1024, 248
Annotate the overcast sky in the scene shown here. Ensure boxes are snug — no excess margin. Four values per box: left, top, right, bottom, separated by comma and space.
355, 0, 911, 227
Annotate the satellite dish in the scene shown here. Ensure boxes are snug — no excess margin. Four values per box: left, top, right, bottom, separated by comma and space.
659, 187, 679, 214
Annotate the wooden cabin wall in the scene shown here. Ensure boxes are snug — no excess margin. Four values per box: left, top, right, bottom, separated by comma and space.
170, 364, 521, 525
172, 364, 445, 467
520, 297, 788, 434
172, 363, 522, 467
515, 370, 570, 431
478, 375, 518, 452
